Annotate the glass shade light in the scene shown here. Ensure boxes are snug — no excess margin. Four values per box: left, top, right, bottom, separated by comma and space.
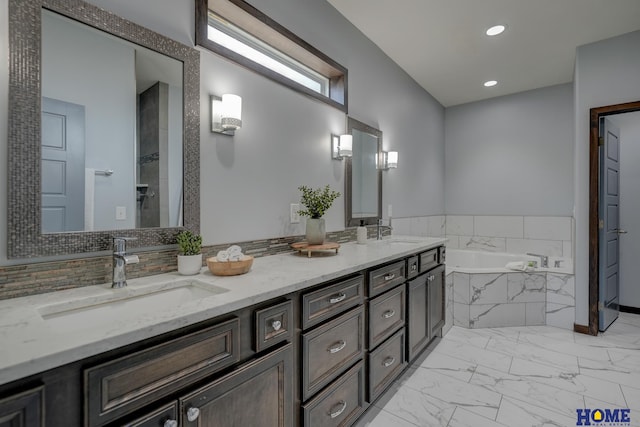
387, 151, 398, 169
339, 134, 353, 158
211, 93, 242, 135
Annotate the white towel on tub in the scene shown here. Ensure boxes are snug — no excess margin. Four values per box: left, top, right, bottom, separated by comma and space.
505, 261, 532, 272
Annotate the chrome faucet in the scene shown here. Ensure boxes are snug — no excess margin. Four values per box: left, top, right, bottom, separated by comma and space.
112, 237, 140, 288
377, 218, 393, 240
526, 253, 548, 268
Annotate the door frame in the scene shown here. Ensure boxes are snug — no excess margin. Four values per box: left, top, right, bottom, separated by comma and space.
588, 100, 640, 335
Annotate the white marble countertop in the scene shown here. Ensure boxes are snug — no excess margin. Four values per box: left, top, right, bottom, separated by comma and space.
0, 236, 446, 386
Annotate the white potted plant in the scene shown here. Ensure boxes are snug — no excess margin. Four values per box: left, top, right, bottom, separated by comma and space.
176, 230, 203, 275
298, 185, 341, 245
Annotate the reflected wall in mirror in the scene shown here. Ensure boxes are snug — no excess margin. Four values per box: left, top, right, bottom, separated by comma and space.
345, 117, 382, 227
8, 0, 200, 258
41, 10, 184, 233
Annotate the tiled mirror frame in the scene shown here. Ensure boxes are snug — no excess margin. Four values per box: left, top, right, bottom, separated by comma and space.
7, 0, 200, 258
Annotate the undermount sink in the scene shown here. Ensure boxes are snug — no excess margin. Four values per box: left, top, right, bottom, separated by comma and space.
38, 279, 228, 332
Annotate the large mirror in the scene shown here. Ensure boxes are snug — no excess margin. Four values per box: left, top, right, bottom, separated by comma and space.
345, 117, 382, 227
8, 0, 200, 258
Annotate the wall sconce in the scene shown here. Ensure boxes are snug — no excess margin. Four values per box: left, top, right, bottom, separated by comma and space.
379, 151, 399, 170
331, 134, 353, 160
211, 94, 242, 135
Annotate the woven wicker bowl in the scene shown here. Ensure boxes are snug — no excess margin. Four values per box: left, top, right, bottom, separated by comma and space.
207, 255, 254, 276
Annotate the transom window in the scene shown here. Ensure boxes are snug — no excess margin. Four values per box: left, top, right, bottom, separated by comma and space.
196, 0, 347, 111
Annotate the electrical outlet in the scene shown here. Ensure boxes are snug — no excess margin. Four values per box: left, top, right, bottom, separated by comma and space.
290, 203, 300, 224
116, 206, 126, 220
387, 204, 393, 217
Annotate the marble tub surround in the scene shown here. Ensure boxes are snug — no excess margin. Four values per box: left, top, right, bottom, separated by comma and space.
355, 313, 640, 427
0, 236, 444, 387
451, 271, 575, 330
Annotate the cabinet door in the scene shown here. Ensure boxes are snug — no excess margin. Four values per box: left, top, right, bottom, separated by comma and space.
407, 274, 429, 362
428, 265, 445, 337
0, 386, 44, 427
180, 344, 293, 427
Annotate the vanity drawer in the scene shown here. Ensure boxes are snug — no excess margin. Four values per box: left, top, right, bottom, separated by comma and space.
85, 318, 239, 427
368, 284, 406, 349
368, 328, 407, 402
302, 361, 366, 427
406, 255, 419, 279
122, 402, 178, 427
302, 275, 364, 330
368, 261, 405, 298
419, 248, 439, 273
254, 299, 293, 352
302, 306, 364, 401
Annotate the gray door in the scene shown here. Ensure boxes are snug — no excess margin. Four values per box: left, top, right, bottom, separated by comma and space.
599, 117, 621, 331
41, 97, 85, 232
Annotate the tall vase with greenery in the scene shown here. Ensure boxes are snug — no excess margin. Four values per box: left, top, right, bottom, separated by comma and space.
298, 185, 340, 245
176, 230, 203, 275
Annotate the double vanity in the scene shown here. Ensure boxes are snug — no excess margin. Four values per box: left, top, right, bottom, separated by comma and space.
0, 237, 446, 426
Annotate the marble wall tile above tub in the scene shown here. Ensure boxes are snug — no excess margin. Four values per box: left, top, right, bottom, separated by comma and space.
445, 235, 460, 249
446, 215, 474, 236
469, 273, 508, 304
525, 302, 546, 326
459, 236, 507, 252
427, 215, 446, 237
506, 238, 563, 257
470, 303, 526, 328
524, 216, 572, 241
506, 273, 546, 303
474, 216, 524, 239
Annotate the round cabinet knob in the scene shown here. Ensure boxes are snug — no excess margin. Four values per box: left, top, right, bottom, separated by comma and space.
271, 320, 282, 331
164, 420, 178, 427
187, 407, 200, 422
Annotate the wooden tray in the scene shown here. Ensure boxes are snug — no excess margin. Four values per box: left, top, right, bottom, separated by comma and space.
291, 242, 340, 258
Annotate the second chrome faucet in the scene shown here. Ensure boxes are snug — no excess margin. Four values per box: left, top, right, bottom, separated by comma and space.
112, 237, 140, 288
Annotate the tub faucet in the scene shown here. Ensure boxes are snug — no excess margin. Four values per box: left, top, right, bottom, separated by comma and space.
526, 253, 548, 268
112, 237, 140, 288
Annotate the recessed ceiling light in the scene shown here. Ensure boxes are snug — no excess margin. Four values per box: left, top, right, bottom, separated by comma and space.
486, 25, 506, 36
484, 80, 498, 87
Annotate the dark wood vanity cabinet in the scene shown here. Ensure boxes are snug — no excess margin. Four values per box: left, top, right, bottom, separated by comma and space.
0, 245, 445, 427
407, 261, 445, 363
0, 386, 44, 427
180, 344, 294, 427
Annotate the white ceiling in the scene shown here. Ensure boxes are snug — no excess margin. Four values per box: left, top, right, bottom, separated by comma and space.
327, 0, 640, 107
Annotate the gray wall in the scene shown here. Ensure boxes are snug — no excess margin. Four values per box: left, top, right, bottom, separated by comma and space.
573, 30, 640, 325
610, 111, 640, 309
0, 0, 445, 263
444, 84, 574, 216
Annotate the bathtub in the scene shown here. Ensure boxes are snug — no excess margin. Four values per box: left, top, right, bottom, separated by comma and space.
445, 249, 572, 274
444, 248, 576, 330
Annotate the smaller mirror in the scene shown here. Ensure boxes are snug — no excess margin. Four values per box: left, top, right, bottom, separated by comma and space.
345, 117, 382, 227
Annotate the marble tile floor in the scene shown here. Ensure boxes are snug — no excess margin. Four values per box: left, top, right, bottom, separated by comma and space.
356, 312, 640, 427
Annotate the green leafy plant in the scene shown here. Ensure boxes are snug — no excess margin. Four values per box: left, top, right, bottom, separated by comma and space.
176, 230, 202, 255
298, 185, 341, 219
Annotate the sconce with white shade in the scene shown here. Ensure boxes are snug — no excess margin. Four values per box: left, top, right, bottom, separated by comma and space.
211, 94, 242, 135
331, 134, 353, 160
379, 151, 399, 170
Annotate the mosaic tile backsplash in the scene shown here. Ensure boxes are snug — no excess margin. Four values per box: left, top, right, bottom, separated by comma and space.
0, 226, 389, 300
